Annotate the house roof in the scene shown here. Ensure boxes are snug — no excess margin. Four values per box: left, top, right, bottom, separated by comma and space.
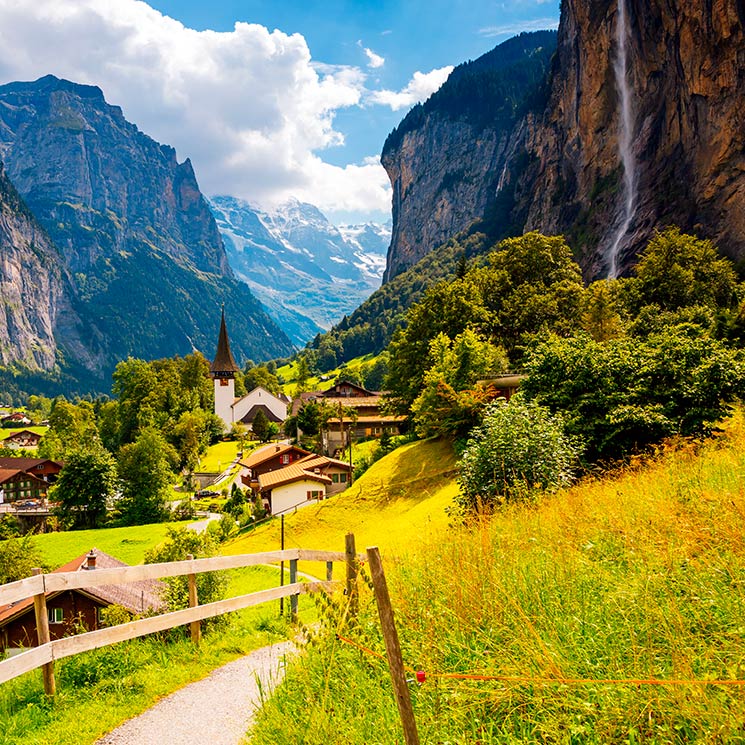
0, 458, 61, 471
0, 467, 48, 486
321, 396, 385, 408
238, 404, 283, 425
296, 454, 352, 471
258, 463, 333, 491
0, 549, 166, 627
322, 381, 377, 397
2, 430, 42, 441
240, 443, 311, 470
210, 309, 240, 375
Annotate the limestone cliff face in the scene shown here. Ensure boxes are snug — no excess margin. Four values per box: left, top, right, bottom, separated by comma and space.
0, 160, 96, 373
523, 0, 745, 276
382, 1, 745, 282
381, 31, 557, 281
0, 76, 292, 389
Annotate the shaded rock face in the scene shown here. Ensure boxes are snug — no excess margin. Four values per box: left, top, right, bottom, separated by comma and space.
0, 76, 292, 388
381, 32, 558, 282
523, 0, 745, 276
382, 2, 745, 283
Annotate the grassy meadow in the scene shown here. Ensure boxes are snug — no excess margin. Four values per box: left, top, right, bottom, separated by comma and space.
250, 414, 745, 743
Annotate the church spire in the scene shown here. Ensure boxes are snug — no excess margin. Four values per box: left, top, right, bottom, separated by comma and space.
210, 308, 240, 376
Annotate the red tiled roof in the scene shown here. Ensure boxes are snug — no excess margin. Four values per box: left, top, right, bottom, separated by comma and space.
258, 463, 332, 490
240, 444, 310, 469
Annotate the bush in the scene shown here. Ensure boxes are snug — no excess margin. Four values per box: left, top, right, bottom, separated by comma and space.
457, 396, 578, 509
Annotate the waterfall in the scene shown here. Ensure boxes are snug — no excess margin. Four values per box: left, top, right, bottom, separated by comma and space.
606, 0, 636, 278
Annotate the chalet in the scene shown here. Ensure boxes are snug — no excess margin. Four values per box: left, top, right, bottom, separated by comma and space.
294, 380, 406, 451
0, 468, 49, 504
294, 454, 353, 496
239, 443, 311, 492
210, 310, 289, 432
0, 457, 62, 483
0, 549, 166, 657
258, 464, 332, 515
2, 430, 42, 450
476, 374, 525, 401
1, 413, 31, 428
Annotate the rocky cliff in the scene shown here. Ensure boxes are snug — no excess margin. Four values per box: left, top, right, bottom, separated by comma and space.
382, 1, 745, 281
0, 159, 96, 374
381, 31, 557, 281
521, 0, 745, 276
0, 76, 292, 391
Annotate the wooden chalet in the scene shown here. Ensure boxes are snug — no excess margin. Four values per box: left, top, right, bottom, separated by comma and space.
239, 443, 311, 492
0, 468, 49, 504
1, 413, 31, 428
0, 457, 62, 484
0, 549, 165, 657
1, 430, 42, 449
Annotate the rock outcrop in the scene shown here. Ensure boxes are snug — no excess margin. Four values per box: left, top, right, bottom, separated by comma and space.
0, 76, 292, 390
381, 31, 557, 282
522, 0, 745, 276
382, 1, 745, 281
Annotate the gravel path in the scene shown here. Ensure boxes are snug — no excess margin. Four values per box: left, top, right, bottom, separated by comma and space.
96, 641, 295, 745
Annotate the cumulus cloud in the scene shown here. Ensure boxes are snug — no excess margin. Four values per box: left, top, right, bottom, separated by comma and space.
369, 66, 454, 111
358, 41, 385, 69
0, 0, 392, 216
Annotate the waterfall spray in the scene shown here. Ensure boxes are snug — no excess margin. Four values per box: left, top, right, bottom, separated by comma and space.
607, 0, 637, 278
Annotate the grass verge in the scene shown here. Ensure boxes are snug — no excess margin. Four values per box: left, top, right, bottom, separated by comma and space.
250, 414, 745, 743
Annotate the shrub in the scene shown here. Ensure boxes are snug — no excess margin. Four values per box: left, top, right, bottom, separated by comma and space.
457, 396, 578, 509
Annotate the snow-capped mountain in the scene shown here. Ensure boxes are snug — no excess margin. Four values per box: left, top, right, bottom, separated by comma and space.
210, 196, 390, 347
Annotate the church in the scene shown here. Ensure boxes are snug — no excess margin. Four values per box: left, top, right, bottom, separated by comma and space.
210, 311, 289, 432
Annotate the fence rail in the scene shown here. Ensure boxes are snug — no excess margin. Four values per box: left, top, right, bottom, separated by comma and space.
0, 545, 357, 693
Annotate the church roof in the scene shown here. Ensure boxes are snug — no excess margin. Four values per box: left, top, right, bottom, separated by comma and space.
210, 309, 240, 374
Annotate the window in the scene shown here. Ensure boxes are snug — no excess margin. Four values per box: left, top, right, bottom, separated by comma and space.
281, 454, 290, 465
332, 473, 339, 483
48, 608, 63, 624
340, 473, 347, 483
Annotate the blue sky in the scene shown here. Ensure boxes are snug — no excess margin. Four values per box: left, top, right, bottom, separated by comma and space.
0, 0, 560, 223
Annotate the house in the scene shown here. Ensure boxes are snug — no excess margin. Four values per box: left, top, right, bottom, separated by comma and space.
476, 374, 525, 401
0, 457, 62, 484
258, 464, 333, 515
210, 310, 288, 432
0, 549, 166, 657
239, 443, 311, 491
1, 413, 31, 428
0, 468, 49, 504
293, 380, 406, 451
294, 453, 353, 495
2, 430, 42, 450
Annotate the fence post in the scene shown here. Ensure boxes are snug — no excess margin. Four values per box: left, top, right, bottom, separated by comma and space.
345, 532, 358, 619
289, 558, 298, 621
366, 547, 419, 745
279, 514, 285, 617
32, 567, 56, 696
326, 561, 333, 582
186, 554, 201, 645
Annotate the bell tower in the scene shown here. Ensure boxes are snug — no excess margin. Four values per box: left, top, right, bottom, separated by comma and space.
210, 308, 240, 431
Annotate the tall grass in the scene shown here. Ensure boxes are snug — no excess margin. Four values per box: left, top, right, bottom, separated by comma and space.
251, 414, 745, 743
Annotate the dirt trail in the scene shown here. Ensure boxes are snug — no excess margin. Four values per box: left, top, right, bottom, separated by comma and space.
96, 641, 295, 745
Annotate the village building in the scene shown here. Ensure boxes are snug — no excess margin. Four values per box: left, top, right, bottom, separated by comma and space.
1, 413, 32, 428
293, 380, 406, 452
239, 443, 312, 492
0, 467, 50, 505
1, 429, 42, 449
258, 464, 332, 515
0, 457, 62, 484
210, 310, 288, 432
0, 549, 166, 657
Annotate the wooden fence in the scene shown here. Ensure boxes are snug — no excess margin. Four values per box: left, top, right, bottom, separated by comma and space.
0, 544, 359, 695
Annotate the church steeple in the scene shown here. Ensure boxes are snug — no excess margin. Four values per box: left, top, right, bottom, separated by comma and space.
210, 308, 240, 378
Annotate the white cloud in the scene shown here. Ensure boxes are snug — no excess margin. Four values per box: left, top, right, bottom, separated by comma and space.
0, 0, 392, 216
368, 66, 454, 111
358, 42, 385, 69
